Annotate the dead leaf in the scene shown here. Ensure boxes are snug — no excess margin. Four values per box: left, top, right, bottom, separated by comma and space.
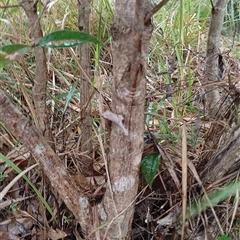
0, 230, 20, 240
102, 110, 128, 136
48, 228, 67, 240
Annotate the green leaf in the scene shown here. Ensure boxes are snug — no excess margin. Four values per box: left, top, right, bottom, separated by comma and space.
36, 30, 100, 48
0, 44, 31, 54
0, 44, 31, 70
232, 49, 240, 60
63, 80, 79, 114
141, 153, 161, 188
217, 235, 232, 240
187, 181, 240, 219
0, 54, 11, 71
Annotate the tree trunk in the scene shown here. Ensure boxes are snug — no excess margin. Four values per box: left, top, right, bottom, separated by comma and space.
21, 0, 52, 140
100, 1, 153, 239
200, 0, 240, 188
205, 0, 228, 118
201, 123, 240, 183
77, 0, 93, 176
200, 0, 231, 165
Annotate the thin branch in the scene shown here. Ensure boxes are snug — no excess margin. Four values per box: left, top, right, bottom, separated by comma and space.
0, 5, 20, 8
145, 0, 170, 23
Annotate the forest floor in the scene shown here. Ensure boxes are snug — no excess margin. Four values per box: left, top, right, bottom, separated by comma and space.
1, 1, 240, 239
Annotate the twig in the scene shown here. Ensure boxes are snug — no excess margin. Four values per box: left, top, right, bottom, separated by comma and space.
145, 0, 171, 23
0, 4, 20, 8
145, 76, 240, 99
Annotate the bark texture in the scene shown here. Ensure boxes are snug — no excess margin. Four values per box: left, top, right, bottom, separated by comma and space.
77, 0, 93, 176
100, 1, 153, 239
201, 0, 240, 186
205, 0, 228, 118
201, 124, 240, 183
21, 0, 52, 140
0, 91, 92, 237
199, 0, 232, 167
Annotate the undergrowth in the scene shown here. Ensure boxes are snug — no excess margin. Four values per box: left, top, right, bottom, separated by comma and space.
0, 0, 240, 239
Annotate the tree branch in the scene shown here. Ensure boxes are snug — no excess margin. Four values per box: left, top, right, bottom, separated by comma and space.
145, 0, 170, 24
0, 90, 92, 238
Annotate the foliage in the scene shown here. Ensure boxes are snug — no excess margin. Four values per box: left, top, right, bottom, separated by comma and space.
141, 153, 161, 188
223, 0, 240, 38
37, 30, 99, 48
0, 30, 99, 70
0, 169, 8, 181
217, 235, 232, 240
186, 181, 240, 218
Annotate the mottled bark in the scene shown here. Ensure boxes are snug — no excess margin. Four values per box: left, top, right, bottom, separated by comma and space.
201, 0, 239, 186
77, 0, 93, 176
0, 90, 92, 236
21, 0, 52, 140
201, 124, 240, 183
200, 0, 232, 168
99, 0, 153, 239
205, 0, 228, 118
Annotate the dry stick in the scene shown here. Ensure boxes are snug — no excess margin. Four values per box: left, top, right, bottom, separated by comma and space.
155, 144, 182, 193
0, 163, 38, 200
15, 76, 38, 131
181, 123, 188, 240
0, 4, 20, 8
77, 0, 93, 176
0, 196, 34, 209
69, 48, 111, 111
156, 120, 224, 235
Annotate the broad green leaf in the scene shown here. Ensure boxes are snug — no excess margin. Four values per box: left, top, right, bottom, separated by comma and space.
141, 153, 161, 188
0, 44, 31, 70
36, 30, 99, 48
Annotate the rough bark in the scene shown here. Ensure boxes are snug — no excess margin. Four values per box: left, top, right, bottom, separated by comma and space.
99, 1, 153, 239
201, 123, 240, 183
77, 0, 93, 176
0, 90, 93, 237
20, 0, 52, 140
200, 0, 232, 166
205, 0, 228, 118
202, 0, 240, 186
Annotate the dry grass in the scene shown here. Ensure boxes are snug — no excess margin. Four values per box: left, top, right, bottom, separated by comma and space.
0, 0, 240, 239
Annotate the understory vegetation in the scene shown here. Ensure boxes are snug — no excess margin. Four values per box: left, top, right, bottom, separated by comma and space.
0, 0, 240, 239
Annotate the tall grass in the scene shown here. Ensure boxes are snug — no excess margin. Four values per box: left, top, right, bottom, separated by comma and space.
223, 0, 240, 39
147, 0, 210, 143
